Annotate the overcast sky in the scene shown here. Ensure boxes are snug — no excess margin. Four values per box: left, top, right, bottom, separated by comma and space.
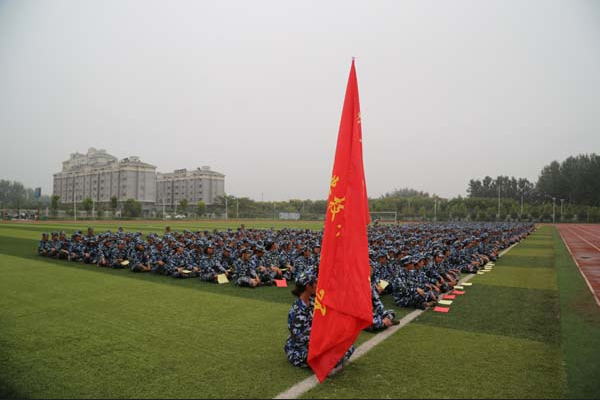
1, 0, 599, 201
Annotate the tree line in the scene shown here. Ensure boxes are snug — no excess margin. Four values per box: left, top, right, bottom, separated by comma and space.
2, 153, 599, 222
467, 153, 600, 207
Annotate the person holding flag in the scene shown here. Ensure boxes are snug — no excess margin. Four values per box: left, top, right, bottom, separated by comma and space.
284, 267, 354, 368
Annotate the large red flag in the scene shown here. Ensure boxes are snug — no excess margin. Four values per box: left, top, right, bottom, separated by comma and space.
307, 60, 372, 382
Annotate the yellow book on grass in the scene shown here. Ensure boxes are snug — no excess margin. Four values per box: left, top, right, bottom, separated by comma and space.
379, 279, 389, 290
217, 274, 229, 284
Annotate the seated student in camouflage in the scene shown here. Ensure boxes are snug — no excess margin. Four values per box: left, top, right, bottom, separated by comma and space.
234, 248, 261, 288
285, 268, 354, 368
67, 232, 85, 262
47, 232, 61, 258
82, 237, 98, 264
219, 246, 236, 275
262, 241, 287, 280
57, 231, 70, 260
391, 256, 434, 310
253, 245, 279, 284
367, 274, 400, 332
167, 244, 199, 278
110, 240, 130, 269
97, 238, 114, 267
128, 240, 152, 272
293, 246, 314, 281
198, 244, 229, 283
149, 241, 169, 274
38, 233, 50, 256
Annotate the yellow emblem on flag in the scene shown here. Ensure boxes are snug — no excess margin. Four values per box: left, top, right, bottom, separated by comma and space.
314, 289, 327, 317
329, 197, 346, 222
330, 175, 340, 188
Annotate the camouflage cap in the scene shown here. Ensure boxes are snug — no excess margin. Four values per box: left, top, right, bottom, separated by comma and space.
295, 266, 317, 286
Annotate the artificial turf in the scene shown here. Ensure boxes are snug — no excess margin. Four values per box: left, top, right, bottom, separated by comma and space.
0, 222, 319, 398
1, 223, 599, 399
301, 226, 600, 399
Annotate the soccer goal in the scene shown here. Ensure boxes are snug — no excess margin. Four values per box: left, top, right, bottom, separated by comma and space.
369, 211, 398, 224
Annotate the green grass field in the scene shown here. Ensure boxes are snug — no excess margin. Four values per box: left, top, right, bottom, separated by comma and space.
1, 222, 599, 399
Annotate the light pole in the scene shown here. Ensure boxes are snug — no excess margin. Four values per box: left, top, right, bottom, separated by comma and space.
73, 177, 77, 222
497, 181, 501, 220
560, 199, 564, 222
520, 189, 524, 219
433, 197, 437, 222
225, 195, 228, 220
552, 197, 556, 224
236, 198, 239, 219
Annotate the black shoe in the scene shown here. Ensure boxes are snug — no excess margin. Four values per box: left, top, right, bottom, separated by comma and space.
391, 319, 401, 326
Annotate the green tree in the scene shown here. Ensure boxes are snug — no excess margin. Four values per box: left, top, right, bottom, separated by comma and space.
178, 199, 189, 214
50, 195, 60, 218
122, 199, 141, 218
95, 202, 105, 219
197, 200, 206, 216
82, 197, 93, 215
110, 196, 118, 216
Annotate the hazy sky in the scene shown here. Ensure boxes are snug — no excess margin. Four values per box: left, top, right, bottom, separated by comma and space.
1, 0, 599, 201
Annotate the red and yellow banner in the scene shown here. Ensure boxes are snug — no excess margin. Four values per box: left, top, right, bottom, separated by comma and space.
307, 60, 372, 382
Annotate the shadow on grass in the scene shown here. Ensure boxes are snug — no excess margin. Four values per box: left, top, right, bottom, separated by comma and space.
0, 235, 293, 306
0, 379, 25, 400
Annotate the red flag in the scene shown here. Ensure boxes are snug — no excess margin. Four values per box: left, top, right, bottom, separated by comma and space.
307, 60, 372, 382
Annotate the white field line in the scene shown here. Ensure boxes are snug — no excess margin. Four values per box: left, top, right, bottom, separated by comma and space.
274, 241, 519, 399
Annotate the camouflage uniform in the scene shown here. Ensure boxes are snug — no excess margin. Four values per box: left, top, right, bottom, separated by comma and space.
284, 298, 355, 368
234, 258, 259, 287
285, 297, 314, 367
128, 246, 151, 272
68, 237, 85, 262
167, 251, 197, 278
38, 235, 50, 256
199, 254, 227, 283
370, 285, 396, 330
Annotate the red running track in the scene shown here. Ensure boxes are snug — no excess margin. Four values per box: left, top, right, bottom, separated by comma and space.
557, 224, 600, 308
